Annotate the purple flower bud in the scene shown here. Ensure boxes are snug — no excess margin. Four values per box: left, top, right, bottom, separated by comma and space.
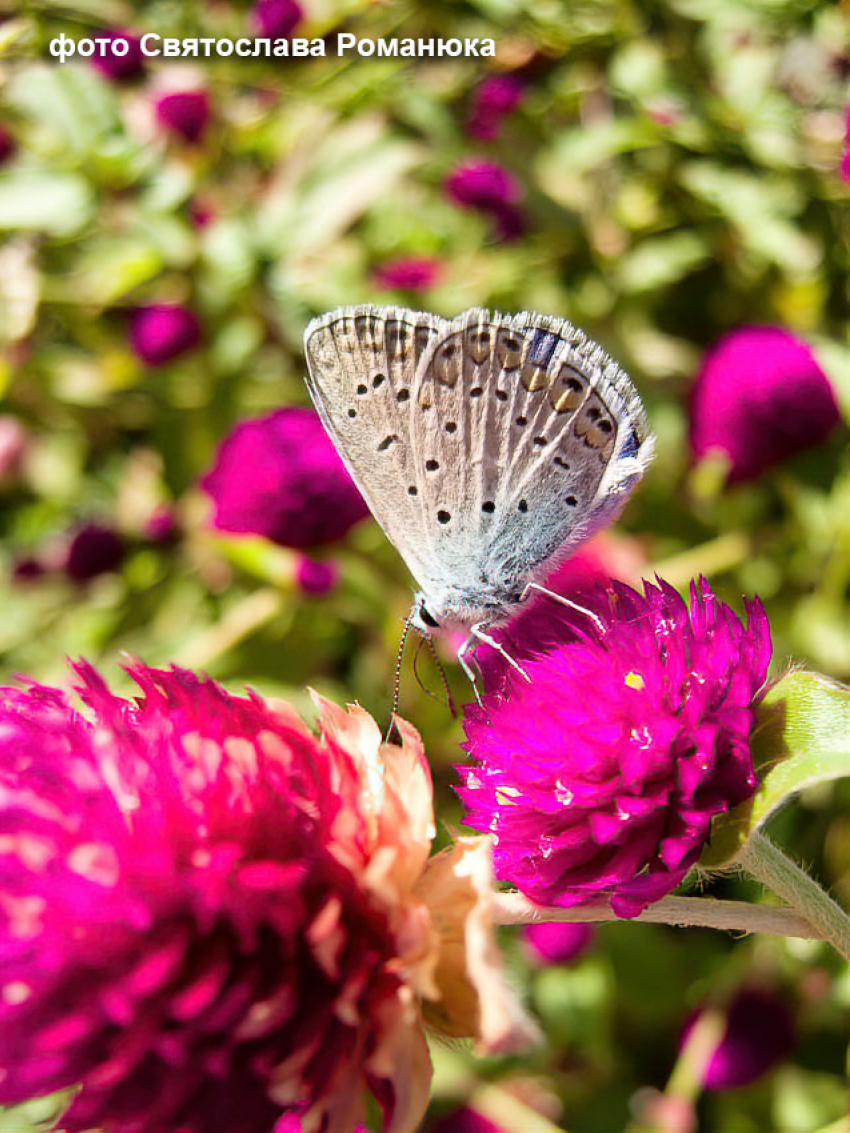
689, 326, 841, 483
467, 74, 524, 141
445, 160, 524, 241
64, 524, 125, 583
430, 1106, 505, 1133
129, 304, 201, 367
154, 90, 211, 145
682, 987, 795, 1090
459, 578, 771, 918
0, 124, 15, 166
90, 30, 145, 82
201, 407, 370, 548
373, 256, 442, 292
253, 0, 303, 39
295, 555, 339, 595
446, 159, 522, 210
522, 922, 594, 966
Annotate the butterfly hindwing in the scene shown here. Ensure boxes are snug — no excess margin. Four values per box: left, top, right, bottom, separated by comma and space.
410, 309, 651, 604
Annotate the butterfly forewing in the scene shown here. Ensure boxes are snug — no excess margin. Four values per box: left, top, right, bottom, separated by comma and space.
303, 306, 447, 583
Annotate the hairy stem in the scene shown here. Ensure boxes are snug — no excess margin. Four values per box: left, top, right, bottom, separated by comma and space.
491, 890, 822, 941
737, 832, 850, 961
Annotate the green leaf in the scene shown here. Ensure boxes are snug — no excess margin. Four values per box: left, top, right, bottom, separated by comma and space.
702, 671, 850, 867
0, 171, 94, 236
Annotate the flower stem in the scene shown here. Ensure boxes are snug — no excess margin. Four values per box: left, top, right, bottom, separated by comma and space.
737, 832, 850, 961
491, 891, 822, 941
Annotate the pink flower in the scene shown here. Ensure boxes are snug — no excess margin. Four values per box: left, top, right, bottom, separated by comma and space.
295, 555, 339, 595
90, 30, 145, 82
689, 326, 841, 483
373, 257, 442, 292
842, 107, 850, 184
253, 0, 303, 39
444, 160, 524, 242
64, 523, 125, 582
201, 407, 370, 548
681, 987, 795, 1089
467, 75, 524, 141
459, 578, 771, 918
522, 922, 594, 966
479, 533, 646, 674
0, 662, 534, 1133
129, 304, 201, 366
155, 90, 211, 144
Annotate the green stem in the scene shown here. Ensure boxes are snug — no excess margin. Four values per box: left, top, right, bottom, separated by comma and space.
491, 891, 821, 941
738, 832, 850, 962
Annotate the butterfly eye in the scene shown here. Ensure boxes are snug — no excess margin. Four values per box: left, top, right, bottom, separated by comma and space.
419, 605, 439, 629
496, 329, 524, 370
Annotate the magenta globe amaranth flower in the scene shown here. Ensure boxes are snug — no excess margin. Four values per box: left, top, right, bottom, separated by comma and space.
373, 257, 442, 292
129, 304, 201, 366
445, 160, 524, 242
201, 407, 370, 548
682, 987, 795, 1089
0, 662, 533, 1133
459, 578, 771, 918
90, 30, 145, 81
253, 0, 303, 39
467, 75, 524, 140
155, 90, 211, 144
689, 326, 841, 483
64, 522, 125, 582
522, 922, 594, 966
295, 554, 339, 595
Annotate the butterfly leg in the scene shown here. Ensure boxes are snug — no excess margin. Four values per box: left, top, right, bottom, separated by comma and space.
457, 635, 483, 705
520, 582, 607, 635
470, 624, 532, 683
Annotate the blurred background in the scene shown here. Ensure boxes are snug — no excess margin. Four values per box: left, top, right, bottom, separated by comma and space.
1, 1, 849, 1130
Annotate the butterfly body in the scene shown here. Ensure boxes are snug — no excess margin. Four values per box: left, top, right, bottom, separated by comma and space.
304, 305, 655, 641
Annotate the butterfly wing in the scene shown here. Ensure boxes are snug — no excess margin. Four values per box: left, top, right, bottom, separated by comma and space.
406, 309, 654, 619
305, 304, 654, 629
303, 305, 449, 588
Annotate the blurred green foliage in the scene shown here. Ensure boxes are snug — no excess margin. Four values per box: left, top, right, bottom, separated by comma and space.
1, 0, 849, 1130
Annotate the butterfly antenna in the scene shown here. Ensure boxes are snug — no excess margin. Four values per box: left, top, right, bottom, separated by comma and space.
392, 616, 414, 720
426, 637, 457, 718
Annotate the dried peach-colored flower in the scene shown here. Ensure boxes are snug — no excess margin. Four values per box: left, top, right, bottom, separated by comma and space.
0, 661, 534, 1133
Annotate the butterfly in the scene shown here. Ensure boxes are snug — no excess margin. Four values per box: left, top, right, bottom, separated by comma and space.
304, 305, 655, 685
